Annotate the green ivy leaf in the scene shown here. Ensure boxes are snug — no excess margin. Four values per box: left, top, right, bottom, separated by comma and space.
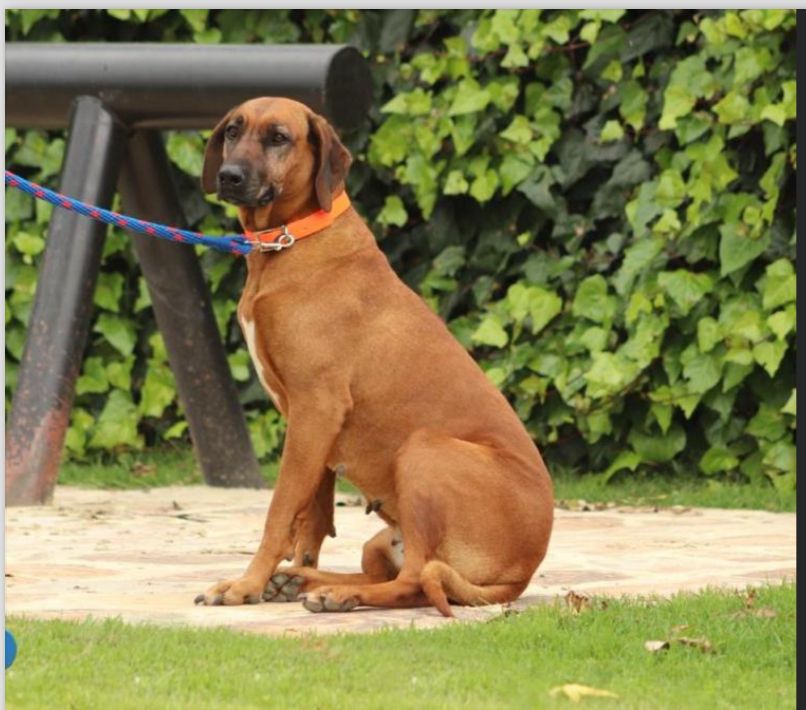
753, 340, 787, 377
683, 351, 723, 394
139, 361, 177, 418
757, 259, 796, 310
768, 308, 795, 341
403, 154, 439, 217
166, 132, 204, 177
5, 188, 34, 222
600, 450, 642, 482
659, 55, 716, 130
89, 390, 143, 450
164, 421, 189, 440
761, 438, 796, 481
180, 9, 208, 32
381, 88, 432, 116
697, 317, 722, 353
227, 350, 252, 382
469, 169, 499, 203
655, 169, 686, 208
600, 120, 625, 143
572, 275, 617, 323
722, 362, 754, 392
650, 402, 673, 434
657, 270, 714, 316
719, 222, 771, 276
699, 446, 739, 475
746, 403, 787, 441
11, 231, 44, 258
448, 78, 491, 115
63, 407, 93, 457
94, 314, 137, 357
472, 313, 509, 348
498, 154, 533, 195
106, 358, 134, 390
628, 424, 686, 463
781, 389, 796, 417
93, 272, 125, 313
506, 283, 563, 335
613, 237, 664, 296
500, 115, 533, 144
713, 91, 750, 125
619, 80, 647, 131
579, 326, 609, 353
76, 357, 109, 395
585, 352, 638, 399
377, 195, 408, 227
368, 115, 411, 166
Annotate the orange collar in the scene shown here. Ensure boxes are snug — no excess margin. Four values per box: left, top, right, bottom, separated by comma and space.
244, 192, 351, 253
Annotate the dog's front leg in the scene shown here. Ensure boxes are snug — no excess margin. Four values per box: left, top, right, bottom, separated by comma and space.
196, 390, 351, 606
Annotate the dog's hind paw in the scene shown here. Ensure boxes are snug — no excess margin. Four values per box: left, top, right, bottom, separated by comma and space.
263, 573, 305, 602
301, 588, 359, 613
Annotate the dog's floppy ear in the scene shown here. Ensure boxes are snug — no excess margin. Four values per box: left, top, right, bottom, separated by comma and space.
201, 111, 232, 194
308, 113, 352, 212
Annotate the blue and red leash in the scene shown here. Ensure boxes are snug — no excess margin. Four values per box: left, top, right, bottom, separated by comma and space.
5, 169, 255, 256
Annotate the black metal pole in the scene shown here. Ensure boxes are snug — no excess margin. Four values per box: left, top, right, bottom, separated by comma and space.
6, 43, 372, 130
6, 97, 127, 505
118, 130, 265, 489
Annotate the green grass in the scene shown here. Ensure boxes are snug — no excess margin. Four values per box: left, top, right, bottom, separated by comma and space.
6, 583, 795, 709
551, 469, 796, 513
59, 445, 795, 512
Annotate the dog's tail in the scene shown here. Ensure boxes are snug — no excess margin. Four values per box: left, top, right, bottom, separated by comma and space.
420, 560, 525, 618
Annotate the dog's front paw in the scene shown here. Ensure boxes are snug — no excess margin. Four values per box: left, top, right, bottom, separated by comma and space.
302, 586, 359, 613
194, 576, 264, 606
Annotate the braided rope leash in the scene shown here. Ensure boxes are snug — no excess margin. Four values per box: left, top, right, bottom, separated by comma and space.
5, 170, 256, 256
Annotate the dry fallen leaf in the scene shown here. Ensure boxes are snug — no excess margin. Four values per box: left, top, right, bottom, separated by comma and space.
743, 588, 758, 608
644, 640, 670, 653
749, 607, 778, 618
485, 603, 522, 623
565, 590, 592, 615
549, 684, 619, 702
132, 462, 156, 477
730, 607, 778, 620
557, 499, 610, 512
676, 636, 716, 654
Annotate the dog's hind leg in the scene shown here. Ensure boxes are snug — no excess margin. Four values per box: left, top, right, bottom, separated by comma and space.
301, 428, 552, 615
264, 525, 401, 602
291, 467, 336, 569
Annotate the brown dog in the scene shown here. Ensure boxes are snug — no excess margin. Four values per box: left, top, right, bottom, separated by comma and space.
195, 97, 553, 616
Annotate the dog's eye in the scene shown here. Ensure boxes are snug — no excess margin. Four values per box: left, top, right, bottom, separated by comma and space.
225, 125, 239, 140
270, 132, 288, 146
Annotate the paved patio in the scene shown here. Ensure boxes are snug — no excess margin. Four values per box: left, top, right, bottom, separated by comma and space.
5, 485, 796, 636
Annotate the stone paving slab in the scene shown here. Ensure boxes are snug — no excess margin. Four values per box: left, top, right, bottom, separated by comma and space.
5, 485, 796, 636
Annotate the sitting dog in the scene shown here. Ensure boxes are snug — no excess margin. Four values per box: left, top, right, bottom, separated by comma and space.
195, 97, 553, 616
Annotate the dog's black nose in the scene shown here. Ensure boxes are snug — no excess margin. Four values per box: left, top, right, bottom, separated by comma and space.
218, 164, 246, 189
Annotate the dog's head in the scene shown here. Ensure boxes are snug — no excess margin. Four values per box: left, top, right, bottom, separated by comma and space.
202, 97, 352, 229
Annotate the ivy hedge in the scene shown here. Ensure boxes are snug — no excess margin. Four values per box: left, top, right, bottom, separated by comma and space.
4, 10, 797, 490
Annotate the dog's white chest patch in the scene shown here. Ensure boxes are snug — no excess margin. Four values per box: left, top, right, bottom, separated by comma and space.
240, 316, 281, 407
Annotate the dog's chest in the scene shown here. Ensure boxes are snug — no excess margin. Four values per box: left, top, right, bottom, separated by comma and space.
238, 312, 283, 411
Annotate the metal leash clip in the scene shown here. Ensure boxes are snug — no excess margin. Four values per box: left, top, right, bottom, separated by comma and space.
255, 225, 296, 253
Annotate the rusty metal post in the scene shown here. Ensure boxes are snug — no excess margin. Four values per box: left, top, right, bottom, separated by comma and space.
118, 130, 264, 488
6, 97, 127, 505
